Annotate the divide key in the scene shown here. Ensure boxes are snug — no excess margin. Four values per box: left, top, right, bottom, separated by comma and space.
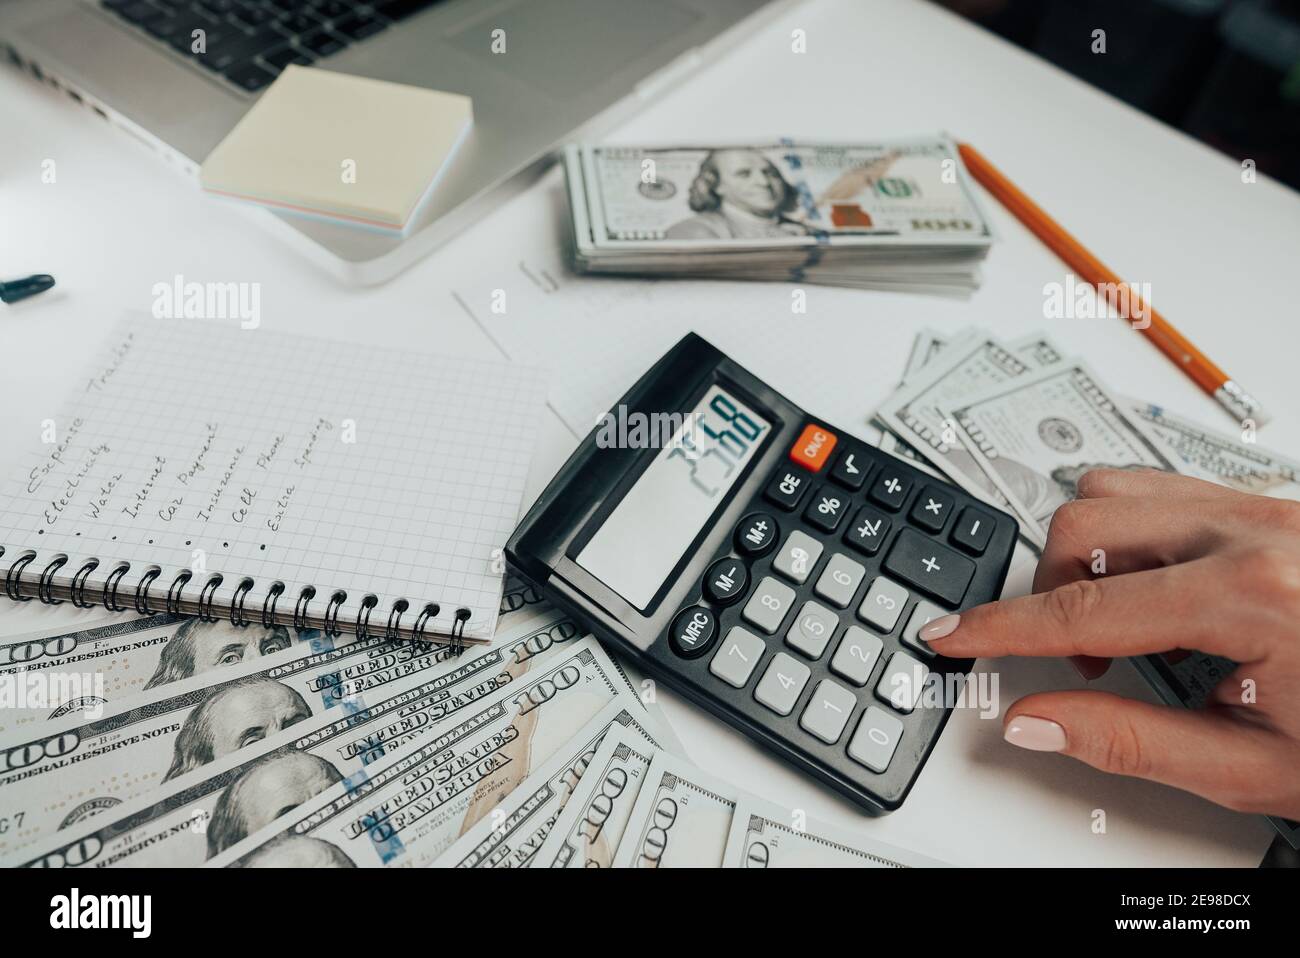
882, 528, 975, 606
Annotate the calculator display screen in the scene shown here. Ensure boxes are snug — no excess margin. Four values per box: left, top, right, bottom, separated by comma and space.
576, 384, 771, 611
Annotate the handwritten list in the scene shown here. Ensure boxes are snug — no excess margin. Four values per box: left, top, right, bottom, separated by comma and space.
0, 315, 547, 640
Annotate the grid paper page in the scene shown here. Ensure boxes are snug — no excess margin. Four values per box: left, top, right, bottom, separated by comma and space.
0, 315, 547, 640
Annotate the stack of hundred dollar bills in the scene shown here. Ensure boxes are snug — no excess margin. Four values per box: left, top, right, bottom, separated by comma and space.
563, 137, 995, 295
0, 574, 941, 869
873, 325, 1300, 552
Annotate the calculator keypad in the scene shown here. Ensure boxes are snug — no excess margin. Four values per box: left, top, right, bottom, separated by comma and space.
656, 418, 1012, 811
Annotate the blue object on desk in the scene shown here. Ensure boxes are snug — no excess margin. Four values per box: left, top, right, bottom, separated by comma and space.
0, 274, 55, 304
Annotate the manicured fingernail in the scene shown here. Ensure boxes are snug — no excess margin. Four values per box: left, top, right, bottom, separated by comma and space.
920, 614, 960, 642
1004, 716, 1067, 752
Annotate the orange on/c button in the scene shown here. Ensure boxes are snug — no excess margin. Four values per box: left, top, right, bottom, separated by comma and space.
789, 423, 837, 472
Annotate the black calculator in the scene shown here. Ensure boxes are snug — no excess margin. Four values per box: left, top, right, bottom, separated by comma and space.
506, 333, 1018, 812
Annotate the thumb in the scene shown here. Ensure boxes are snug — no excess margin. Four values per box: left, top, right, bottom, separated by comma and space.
1002, 690, 1279, 814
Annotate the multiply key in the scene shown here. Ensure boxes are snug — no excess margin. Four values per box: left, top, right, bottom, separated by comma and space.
883, 528, 975, 606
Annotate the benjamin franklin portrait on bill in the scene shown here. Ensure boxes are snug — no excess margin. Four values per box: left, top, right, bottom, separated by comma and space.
664, 149, 810, 240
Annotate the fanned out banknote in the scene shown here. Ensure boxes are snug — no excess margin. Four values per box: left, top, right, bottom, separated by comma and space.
0, 572, 546, 736
944, 360, 1185, 547
0, 613, 321, 734
533, 720, 658, 868
722, 795, 947, 868
1127, 399, 1300, 500
563, 138, 995, 295
600, 749, 946, 869
0, 607, 576, 858
432, 702, 671, 868
609, 749, 743, 868
204, 636, 644, 868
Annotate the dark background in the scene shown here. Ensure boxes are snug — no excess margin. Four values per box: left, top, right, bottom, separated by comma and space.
933, 0, 1300, 192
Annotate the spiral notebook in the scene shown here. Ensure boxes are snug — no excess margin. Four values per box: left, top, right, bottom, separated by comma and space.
0, 316, 547, 645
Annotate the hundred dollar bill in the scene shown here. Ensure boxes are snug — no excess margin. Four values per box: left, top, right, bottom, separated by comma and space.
500, 571, 552, 619
873, 328, 954, 473
0, 613, 321, 735
0, 574, 543, 738
433, 702, 667, 868
572, 139, 992, 251
877, 331, 1031, 507
903, 327, 954, 382
534, 721, 656, 868
1127, 399, 1300, 499
0, 606, 571, 856
947, 361, 1184, 548
722, 796, 946, 868
4, 616, 598, 868
565, 138, 994, 294
610, 750, 742, 868
205, 637, 643, 868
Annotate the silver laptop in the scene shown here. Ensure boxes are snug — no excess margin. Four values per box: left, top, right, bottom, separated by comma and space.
1, 0, 783, 284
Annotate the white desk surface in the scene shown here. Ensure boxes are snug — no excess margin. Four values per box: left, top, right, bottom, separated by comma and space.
2, 0, 1296, 866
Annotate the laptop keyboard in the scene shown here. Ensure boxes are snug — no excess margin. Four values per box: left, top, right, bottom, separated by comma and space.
100, 0, 446, 92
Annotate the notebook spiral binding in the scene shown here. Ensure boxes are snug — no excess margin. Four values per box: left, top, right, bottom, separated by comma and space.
0, 545, 473, 654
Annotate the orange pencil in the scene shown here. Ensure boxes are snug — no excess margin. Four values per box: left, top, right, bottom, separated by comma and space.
957, 142, 1268, 427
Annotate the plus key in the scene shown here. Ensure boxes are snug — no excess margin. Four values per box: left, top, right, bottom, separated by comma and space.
883, 528, 975, 606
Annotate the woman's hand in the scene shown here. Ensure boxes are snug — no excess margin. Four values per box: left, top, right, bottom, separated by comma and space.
920, 468, 1300, 820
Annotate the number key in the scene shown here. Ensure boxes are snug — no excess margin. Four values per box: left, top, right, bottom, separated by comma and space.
830, 625, 883, 686
785, 600, 837, 659
799, 679, 857, 744
848, 707, 903, 773
709, 627, 766, 688
754, 652, 811, 716
742, 576, 795, 634
772, 530, 823, 585
803, 485, 848, 533
814, 552, 865, 608
858, 576, 908, 633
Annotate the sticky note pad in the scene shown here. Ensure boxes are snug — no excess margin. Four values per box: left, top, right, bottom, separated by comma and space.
200, 65, 472, 234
